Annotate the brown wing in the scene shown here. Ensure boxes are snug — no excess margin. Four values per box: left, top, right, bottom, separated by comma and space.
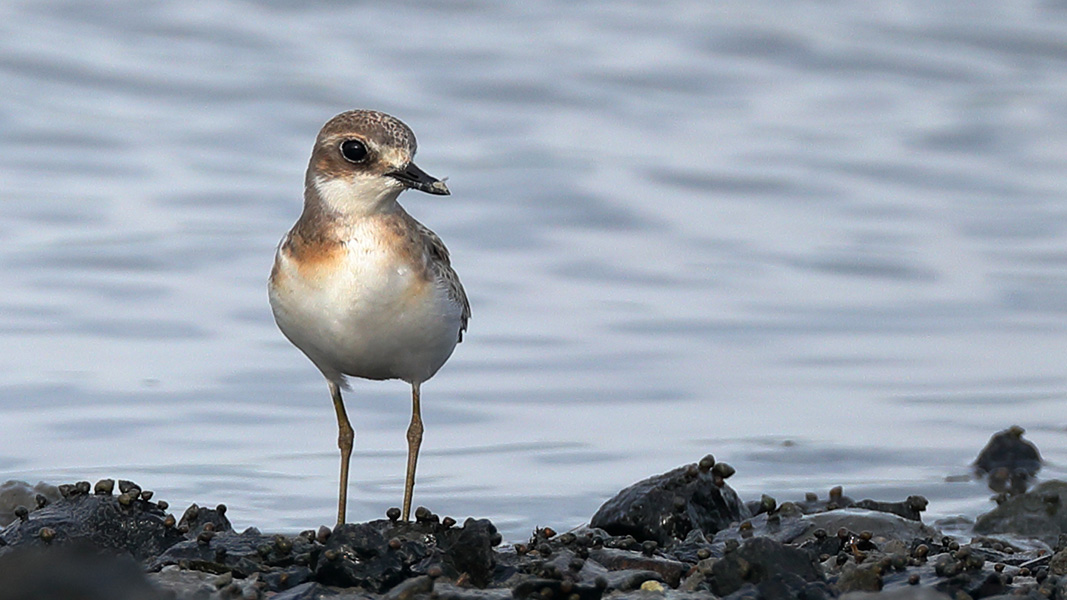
402, 211, 471, 342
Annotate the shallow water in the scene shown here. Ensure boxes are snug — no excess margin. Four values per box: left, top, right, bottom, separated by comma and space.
1, 1, 1066, 541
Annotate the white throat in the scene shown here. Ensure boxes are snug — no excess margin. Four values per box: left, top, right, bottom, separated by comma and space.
313, 174, 404, 215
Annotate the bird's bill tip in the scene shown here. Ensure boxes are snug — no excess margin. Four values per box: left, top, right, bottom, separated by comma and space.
388, 162, 450, 196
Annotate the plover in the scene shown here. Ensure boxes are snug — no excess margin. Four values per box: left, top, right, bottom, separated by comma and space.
269, 110, 469, 525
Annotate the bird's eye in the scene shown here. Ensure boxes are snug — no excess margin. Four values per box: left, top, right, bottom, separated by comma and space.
340, 139, 368, 163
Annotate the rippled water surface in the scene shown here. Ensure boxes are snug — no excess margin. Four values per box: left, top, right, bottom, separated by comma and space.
2, 1, 1067, 540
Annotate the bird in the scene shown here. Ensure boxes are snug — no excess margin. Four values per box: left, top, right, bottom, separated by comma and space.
268, 109, 469, 525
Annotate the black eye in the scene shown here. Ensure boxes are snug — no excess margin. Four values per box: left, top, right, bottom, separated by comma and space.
340, 139, 368, 163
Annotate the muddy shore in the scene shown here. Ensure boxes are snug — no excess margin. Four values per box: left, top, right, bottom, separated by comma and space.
0, 426, 1062, 600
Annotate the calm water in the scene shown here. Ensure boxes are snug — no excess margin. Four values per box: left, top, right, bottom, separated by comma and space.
2, 1, 1066, 541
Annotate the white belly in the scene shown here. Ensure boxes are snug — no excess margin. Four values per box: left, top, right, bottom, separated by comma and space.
269, 241, 462, 384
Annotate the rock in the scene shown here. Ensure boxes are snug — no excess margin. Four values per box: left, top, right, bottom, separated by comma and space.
0, 481, 61, 528
850, 497, 928, 522
0, 545, 169, 600
510, 577, 605, 600
599, 569, 666, 592
753, 572, 832, 600
587, 547, 687, 587
973, 425, 1041, 476
147, 565, 218, 599
840, 588, 952, 600
973, 426, 1041, 494
150, 527, 319, 582
1048, 548, 1067, 576
177, 503, 233, 536
708, 536, 823, 596
590, 457, 750, 546
796, 509, 940, 546
315, 522, 419, 591
836, 561, 884, 593
382, 574, 433, 600
432, 582, 513, 600
974, 480, 1067, 545
0, 486, 184, 562
429, 517, 497, 586
270, 581, 339, 599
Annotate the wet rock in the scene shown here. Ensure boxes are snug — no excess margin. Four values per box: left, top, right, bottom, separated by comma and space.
836, 561, 884, 593
974, 425, 1041, 476
270, 581, 345, 599
587, 547, 687, 587
0, 485, 184, 562
178, 503, 233, 536
432, 583, 512, 600
974, 426, 1042, 495
796, 509, 940, 547
147, 565, 218, 599
381, 574, 433, 600
0, 545, 169, 600
850, 497, 928, 522
840, 588, 952, 600
428, 517, 497, 586
797, 486, 857, 514
590, 457, 750, 546
712, 508, 810, 548
974, 480, 1067, 545
150, 526, 318, 581
0, 481, 60, 527
511, 577, 604, 600
315, 521, 426, 591
708, 536, 823, 596
599, 568, 665, 591
1050, 548, 1067, 576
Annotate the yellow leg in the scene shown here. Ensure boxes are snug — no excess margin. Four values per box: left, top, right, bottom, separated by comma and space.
329, 380, 354, 526
401, 382, 423, 522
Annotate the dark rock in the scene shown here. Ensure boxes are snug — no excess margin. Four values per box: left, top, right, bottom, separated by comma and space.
796, 509, 940, 547
851, 496, 928, 521
432, 582, 513, 600
587, 547, 687, 587
0, 545, 169, 600
150, 527, 319, 581
260, 564, 315, 591
974, 480, 1067, 545
382, 574, 433, 600
590, 458, 750, 546
271, 581, 340, 599
0, 481, 60, 528
709, 536, 823, 596
974, 426, 1041, 476
430, 517, 497, 586
147, 566, 217, 598
316, 521, 426, 591
177, 503, 232, 535
836, 561, 884, 593
796, 487, 857, 514
598, 568, 665, 591
755, 572, 830, 600
839, 588, 952, 599
974, 426, 1041, 494
511, 577, 604, 600
0, 487, 184, 562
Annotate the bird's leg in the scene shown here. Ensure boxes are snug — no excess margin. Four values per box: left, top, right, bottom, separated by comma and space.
329, 380, 354, 526
401, 382, 423, 522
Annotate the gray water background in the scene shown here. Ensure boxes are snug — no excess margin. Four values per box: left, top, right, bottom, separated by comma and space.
1, 1, 1066, 540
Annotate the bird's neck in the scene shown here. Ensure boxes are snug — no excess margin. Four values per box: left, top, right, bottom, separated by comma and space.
303, 170, 403, 220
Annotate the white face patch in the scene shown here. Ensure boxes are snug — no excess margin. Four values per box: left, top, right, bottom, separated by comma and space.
314, 173, 404, 214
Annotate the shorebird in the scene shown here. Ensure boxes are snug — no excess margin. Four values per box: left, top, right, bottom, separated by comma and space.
269, 110, 469, 525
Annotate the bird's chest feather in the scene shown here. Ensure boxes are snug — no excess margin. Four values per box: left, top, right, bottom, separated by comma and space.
272, 234, 433, 329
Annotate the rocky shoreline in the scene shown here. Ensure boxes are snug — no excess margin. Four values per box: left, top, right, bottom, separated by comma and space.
0, 426, 1062, 600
